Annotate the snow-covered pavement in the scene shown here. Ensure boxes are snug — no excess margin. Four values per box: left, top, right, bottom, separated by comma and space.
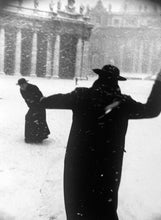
0, 75, 161, 220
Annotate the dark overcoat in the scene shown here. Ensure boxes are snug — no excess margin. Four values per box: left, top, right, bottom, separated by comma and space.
20, 83, 50, 142
41, 79, 161, 220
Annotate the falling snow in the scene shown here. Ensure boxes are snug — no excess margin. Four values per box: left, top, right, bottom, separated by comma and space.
0, 75, 161, 220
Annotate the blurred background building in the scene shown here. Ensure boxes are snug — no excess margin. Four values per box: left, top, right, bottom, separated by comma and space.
88, 0, 161, 76
0, 0, 161, 78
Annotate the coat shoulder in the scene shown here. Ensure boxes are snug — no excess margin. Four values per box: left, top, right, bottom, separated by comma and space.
75, 87, 89, 93
73, 87, 90, 98
28, 83, 38, 90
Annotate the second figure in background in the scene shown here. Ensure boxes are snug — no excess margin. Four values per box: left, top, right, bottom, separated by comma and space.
17, 78, 50, 143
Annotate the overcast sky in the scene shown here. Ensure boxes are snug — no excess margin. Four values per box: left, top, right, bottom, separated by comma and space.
9, 0, 123, 12
6, 0, 161, 12
76, 0, 123, 11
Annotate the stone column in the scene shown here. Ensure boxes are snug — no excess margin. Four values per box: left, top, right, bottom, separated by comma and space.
4, 28, 17, 75
147, 41, 153, 74
15, 29, 22, 76
46, 35, 53, 78
75, 38, 82, 78
119, 44, 124, 72
138, 40, 144, 73
132, 40, 138, 73
81, 40, 90, 79
36, 31, 48, 77
31, 31, 37, 77
21, 29, 33, 76
0, 28, 5, 74
53, 34, 60, 78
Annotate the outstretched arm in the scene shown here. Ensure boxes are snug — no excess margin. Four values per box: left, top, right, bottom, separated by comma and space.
40, 91, 76, 110
121, 70, 161, 119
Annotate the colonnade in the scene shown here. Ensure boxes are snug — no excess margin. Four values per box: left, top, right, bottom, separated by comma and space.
0, 26, 90, 79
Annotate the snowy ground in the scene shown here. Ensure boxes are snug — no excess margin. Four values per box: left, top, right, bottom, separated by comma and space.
0, 75, 161, 220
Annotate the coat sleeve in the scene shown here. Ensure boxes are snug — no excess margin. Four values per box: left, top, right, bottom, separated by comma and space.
40, 87, 114, 111
40, 91, 76, 110
121, 80, 161, 119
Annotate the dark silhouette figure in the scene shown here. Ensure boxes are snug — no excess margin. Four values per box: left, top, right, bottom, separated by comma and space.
17, 78, 50, 143
41, 65, 161, 220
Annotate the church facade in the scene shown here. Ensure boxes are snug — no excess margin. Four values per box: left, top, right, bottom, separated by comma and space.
0, 2, 93, 79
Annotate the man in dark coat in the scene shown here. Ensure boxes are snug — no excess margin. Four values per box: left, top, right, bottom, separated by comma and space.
41, 65, 161, 220
17, 78, 50, 143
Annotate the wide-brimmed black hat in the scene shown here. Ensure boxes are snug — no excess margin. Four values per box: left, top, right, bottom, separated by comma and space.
16, 78, 28, 85
93, 65, 127, 81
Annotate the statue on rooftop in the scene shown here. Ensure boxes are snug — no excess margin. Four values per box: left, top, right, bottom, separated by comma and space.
57, 0, 61, 11
18, 0, 23, 8
66, 0, 75, 13
49, 0, 54, 12
34, 0, 39, 9
108, 3, 112, 12
86, 5, 91, 16
79, 4, 85, 15
68, 0, 75, 8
